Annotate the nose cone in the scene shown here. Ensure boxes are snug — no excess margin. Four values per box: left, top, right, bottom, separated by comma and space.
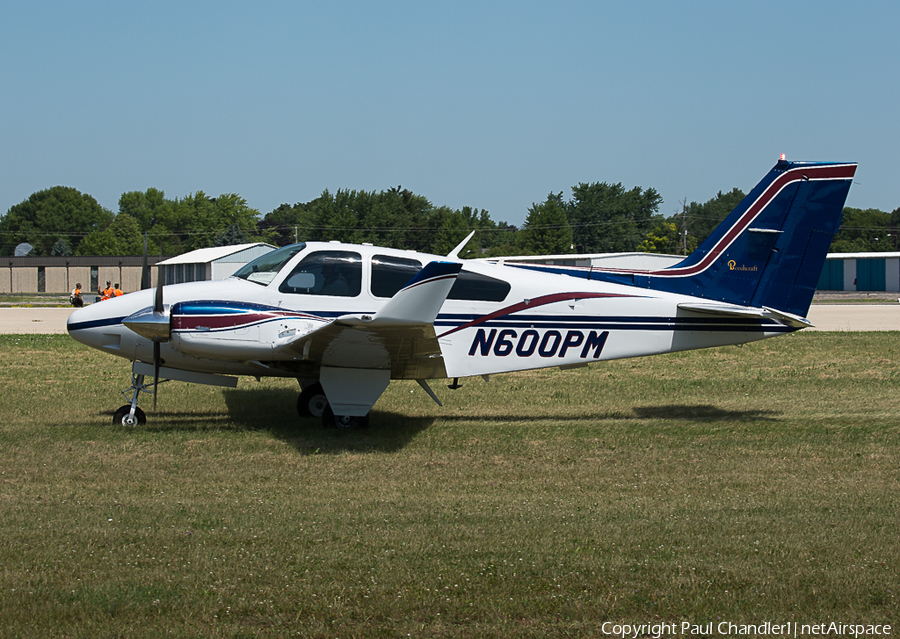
66, 301, 120, 336
66, 306, 90, 345
66, 289, 156, 345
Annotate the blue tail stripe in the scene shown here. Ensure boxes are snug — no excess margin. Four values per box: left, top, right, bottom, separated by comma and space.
594, 160, 854, 317
507, 161, 856, 317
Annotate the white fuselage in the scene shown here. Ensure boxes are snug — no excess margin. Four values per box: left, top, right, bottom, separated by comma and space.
67, 242, 792, 382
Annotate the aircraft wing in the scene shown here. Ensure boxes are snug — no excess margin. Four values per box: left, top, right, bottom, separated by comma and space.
274, 261, 463, 379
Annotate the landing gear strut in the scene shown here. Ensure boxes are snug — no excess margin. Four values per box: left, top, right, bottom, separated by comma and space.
113, 372, 156, 426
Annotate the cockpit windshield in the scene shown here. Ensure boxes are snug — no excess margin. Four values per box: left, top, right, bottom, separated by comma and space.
232, 243, 306, 286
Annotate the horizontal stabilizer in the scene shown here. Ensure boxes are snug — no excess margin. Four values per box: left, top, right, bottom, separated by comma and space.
677, 302, 813, 329
677, 302, 766, 319
762, 306, 814, 329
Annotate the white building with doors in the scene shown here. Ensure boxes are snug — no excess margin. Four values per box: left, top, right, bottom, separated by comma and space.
156, 242, 277, 286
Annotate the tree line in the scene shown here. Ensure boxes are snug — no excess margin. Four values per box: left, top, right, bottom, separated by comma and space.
2, 182, 897, 258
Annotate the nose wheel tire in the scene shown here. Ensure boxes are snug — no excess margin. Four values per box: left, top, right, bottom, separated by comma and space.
297, 383, 329, 418
321, 405, 369, 430
113, 405, 147, 426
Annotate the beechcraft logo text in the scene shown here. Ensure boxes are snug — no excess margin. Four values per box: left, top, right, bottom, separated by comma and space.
728, 260, 758, 272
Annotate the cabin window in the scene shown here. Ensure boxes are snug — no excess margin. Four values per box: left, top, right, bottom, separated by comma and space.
234, 244, 305, 286
448, 270, 511, 302
371, 255, 423, 298
279, 251, 362, 297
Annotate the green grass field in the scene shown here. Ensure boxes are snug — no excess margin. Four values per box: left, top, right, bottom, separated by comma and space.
0, 333, 897, 637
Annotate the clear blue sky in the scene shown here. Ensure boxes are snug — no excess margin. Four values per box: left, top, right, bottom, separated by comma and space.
2, 1, 897, 228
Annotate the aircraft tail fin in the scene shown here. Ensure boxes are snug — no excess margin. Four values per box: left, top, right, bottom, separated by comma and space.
634, 160, 857, 317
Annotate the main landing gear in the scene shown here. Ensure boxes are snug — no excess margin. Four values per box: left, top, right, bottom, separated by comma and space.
113, 372, 157, 426
296, 381, 370, 429
321, 405, 370, 430
297, 382, 329, 418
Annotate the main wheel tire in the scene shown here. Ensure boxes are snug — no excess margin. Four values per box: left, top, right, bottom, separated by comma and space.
113, 405, 146, 426
297, 383, 329, 417
321, 405, 369, 430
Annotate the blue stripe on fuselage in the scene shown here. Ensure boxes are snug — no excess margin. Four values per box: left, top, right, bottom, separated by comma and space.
67, 315, 128, 331
434, 313, 790, 333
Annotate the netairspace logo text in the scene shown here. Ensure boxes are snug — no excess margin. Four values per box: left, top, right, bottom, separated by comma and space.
600, 621, 892, 638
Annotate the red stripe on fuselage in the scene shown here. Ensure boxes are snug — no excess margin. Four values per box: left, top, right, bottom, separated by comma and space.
436, 291, 636, 339
172, 310, 320, 331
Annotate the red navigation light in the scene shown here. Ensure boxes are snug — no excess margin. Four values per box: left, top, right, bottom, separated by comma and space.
780, 153, 786, 161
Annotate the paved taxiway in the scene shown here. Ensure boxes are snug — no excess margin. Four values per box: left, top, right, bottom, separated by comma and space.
0, 308, 77, 334
806, 305, 900, 331
0, 304, 897, 334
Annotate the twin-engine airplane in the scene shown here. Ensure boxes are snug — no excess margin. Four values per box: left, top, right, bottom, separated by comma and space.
68, 159, 856, 428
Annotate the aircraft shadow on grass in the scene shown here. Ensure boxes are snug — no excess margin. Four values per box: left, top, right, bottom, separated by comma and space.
632, 404, 782, 422
103, 385, 782, 454
434, 404, 782, 424
120, 386, 437, 455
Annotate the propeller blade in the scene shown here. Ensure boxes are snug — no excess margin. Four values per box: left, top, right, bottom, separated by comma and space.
153, 340, 161, 411
153, 263, 163, 411
154, 265, 164, 314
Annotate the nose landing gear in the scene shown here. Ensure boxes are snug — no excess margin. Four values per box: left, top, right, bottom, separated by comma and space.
113, 404, 146, 426
112, 372, 157, 426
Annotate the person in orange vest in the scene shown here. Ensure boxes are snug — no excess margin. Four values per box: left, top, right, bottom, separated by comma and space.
113, 283, 124, 297
100, 281, 114, 301
70, 282, 83, 307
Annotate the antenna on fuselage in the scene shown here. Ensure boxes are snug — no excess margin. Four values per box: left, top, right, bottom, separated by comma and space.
446, 230, 476, 259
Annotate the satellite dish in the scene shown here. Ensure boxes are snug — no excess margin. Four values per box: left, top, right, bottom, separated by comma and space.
14, 243, 34, 257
